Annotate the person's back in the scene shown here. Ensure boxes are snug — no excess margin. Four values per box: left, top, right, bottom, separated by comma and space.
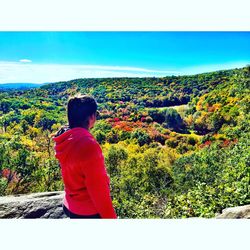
53, 95, 117, 219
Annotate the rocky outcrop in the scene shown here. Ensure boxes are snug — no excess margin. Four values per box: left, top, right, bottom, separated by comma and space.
0, 191, 249, 218
216, 204, 250, 219
0, 191, 66, 219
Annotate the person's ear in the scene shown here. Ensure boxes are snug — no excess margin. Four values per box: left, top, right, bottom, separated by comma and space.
89, 113, 96, 127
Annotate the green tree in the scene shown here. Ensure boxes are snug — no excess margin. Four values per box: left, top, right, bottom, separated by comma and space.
131, 129, 151, 146
164, 108, 183, 131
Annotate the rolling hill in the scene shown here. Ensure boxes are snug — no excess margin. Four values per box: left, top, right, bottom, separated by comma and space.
0, 66, 249, 218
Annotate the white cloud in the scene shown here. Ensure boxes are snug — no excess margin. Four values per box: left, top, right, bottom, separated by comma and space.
0, 61, 248, 84
0, 61, 179, 83
19, 59, 32, 63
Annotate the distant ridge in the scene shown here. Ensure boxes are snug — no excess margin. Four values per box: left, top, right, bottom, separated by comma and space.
0, 83, 46, 90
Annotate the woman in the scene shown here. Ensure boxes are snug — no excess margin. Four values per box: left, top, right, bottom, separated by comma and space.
53, 94, 117, 219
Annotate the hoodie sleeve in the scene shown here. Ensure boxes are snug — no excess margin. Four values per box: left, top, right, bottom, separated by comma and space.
79, 140, 117, 219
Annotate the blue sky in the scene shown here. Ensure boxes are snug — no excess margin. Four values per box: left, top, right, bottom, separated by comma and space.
0, 32, 249, 83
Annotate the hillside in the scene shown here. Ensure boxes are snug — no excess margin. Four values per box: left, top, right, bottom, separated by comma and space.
0, 66, 249, 218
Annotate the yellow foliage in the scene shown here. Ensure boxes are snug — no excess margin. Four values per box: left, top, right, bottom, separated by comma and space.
213, 103, 222, 111
214, 133, 226, 140
20, 136, 36, 149
27, 127, 40, 138
196, 94, 207, 111
184, 114, 194, 127
169, 131, 177, 137
227, 97, 239, 104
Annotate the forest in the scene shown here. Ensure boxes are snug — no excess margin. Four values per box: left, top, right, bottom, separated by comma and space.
0, 66, 249, 218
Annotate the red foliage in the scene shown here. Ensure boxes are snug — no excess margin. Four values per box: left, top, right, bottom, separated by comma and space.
1, 168, 11, 178
233, 138, 238, 144
1, 168, 19, 183
221, 139, 238, 148
207, 106, 215, 112
222, 139, 231, 147
113, 121, 133, 132
113, 117, 120, 122
200, 140, 212, 148
134, 121, 146, 128
106, 118, 113, 123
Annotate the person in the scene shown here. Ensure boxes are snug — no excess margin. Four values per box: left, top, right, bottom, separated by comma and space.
53, 94, 117, 219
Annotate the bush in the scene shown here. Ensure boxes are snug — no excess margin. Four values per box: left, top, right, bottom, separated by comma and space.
131, 129, 151, 146
164, 108, 183, 131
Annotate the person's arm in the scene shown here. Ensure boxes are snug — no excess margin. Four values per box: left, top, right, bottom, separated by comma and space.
81, 142, 117, 219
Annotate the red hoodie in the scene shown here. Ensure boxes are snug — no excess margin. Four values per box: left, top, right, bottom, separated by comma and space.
53, 127, 117, 219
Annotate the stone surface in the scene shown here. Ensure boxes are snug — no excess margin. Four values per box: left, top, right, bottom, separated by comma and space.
0, 191, 67, 219
216, 204, 250, 219
0, 191, 249, 218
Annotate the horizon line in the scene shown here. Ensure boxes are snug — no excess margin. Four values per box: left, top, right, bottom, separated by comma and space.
0, 63, 248, 84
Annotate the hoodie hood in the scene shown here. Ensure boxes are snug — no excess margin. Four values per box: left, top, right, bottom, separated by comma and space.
53, 127, 92, 163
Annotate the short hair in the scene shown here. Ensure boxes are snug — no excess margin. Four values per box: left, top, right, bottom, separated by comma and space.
67, 94, 97, 129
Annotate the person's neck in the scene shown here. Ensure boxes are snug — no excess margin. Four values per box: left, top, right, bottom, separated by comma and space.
71, 125, 89, 131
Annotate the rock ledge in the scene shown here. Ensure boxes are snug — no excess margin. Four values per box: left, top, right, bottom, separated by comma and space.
0, 191, 249, 218
216, 204, 250, 219
0, 191, 66, 219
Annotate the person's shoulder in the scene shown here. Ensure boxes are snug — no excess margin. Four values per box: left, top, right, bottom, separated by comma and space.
78, 135, 102, 154
79, 139, 103, 163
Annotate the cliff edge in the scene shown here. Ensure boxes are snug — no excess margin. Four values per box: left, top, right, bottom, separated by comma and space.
0, 191, 66, 218
0, 191, 249, 218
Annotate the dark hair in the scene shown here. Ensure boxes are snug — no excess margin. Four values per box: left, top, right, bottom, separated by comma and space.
67, 94, 97, 129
